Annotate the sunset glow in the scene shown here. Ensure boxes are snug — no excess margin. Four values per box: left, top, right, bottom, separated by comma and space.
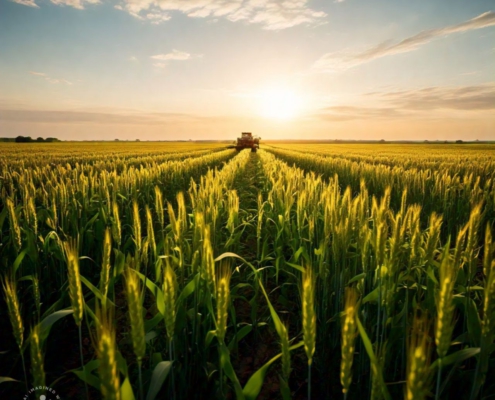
259, 88, 303, 120
0, 1, 493, 140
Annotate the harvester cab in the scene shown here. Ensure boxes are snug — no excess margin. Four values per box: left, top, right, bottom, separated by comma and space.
235, 132, 260, 152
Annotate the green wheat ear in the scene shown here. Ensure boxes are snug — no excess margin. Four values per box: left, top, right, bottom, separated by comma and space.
6, 197, 22, 252
96, 305, 121, 400
100, 227, 112, 302
163, 263, 177, 343
63, 239, 84, 326
341, 288, 358, 395
124, 266, 146, 362
435, 244, 455, 359
30, 324, 45, 389
406, 315, 431, 400
301, 267, 316, 366
2, 274, 24, 350
215, 263, 232, 344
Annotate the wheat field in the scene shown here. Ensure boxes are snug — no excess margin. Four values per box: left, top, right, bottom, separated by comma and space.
1, 142, 494, 400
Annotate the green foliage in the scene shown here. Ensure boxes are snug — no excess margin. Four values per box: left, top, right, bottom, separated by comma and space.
1, 142, 494, 399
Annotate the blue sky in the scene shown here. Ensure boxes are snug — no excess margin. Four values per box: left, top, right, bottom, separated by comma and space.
0, 0, 494, 140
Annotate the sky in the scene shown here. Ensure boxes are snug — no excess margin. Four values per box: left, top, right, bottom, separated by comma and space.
0, 0, 494, 141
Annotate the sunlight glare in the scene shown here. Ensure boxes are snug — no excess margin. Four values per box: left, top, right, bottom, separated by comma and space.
259, 88, 302, 120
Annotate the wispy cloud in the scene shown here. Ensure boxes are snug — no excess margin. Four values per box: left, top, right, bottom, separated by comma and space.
152, 63, 167, 69
29, 71, 73, 85
381, 83, 495, 111
0, 108, 209, 124
12, 0, 326, 29
115, 0, 326, 30
150, 50, 202, 68
50, 0, 100, 10
317, 83, 495, 121
313, 11, 495, 72
10, 0, 39, 8
318, 105, 407, 121
146, 12, 171, 24
151, 50, 197, 61
12, 0, 99, 9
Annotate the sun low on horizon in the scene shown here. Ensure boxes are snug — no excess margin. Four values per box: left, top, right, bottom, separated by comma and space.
0, 0, 494, 140
258, 87, 305, 121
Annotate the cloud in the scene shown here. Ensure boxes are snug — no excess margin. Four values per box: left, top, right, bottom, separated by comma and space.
381, 83, 495, 111
13, 0, 326, 29
146, 12, 171, 24
152, 62, 167, 68
318, 105, 408, 121
13, 0, 99, 9
317, 83, 495, 121
10, 0, 39, 8
313, 11, 495, 72
0, 108, 208, 125
151, 49, 196, 61
29, 71, 73, 85
115, 0, 326, 30
51, 0, 100, 9
150, 50, 202, 68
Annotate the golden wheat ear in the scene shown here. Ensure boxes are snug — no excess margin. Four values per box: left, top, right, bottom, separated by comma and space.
2, 274, 24, 350
124, 266, 146, 362
63, 239, 84, 327
341, 288, 358, 395
215, 262, 232, 344
301, 267, 316, 366
163, 263, 178, 343
95, 305, 121, 400
30, 324, 45, 389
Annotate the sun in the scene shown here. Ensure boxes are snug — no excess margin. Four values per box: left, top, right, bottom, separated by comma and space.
258, 88, 302, 120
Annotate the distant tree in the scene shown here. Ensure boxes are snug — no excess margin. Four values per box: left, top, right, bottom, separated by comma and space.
45, 137, 59, 142
115, 139, 119, 141
380, 139, 386, 143
136, 139, 140, 141
36, 137, 45, 142
456, 140, 464, 144
15, 136, 33, 143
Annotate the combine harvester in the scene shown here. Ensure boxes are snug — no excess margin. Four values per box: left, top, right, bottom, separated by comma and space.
234, 132, 261, 152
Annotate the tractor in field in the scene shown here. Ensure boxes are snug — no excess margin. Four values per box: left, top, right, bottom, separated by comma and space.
235, 132, 260, 152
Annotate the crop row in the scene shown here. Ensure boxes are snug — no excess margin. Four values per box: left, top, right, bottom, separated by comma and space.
1, 146, 494, 400
264, 145, 495, 239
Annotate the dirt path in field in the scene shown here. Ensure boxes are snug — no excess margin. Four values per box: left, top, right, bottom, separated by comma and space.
232, 151, 265, 260
227, 151, 304, 400
227, 151, 277, 398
